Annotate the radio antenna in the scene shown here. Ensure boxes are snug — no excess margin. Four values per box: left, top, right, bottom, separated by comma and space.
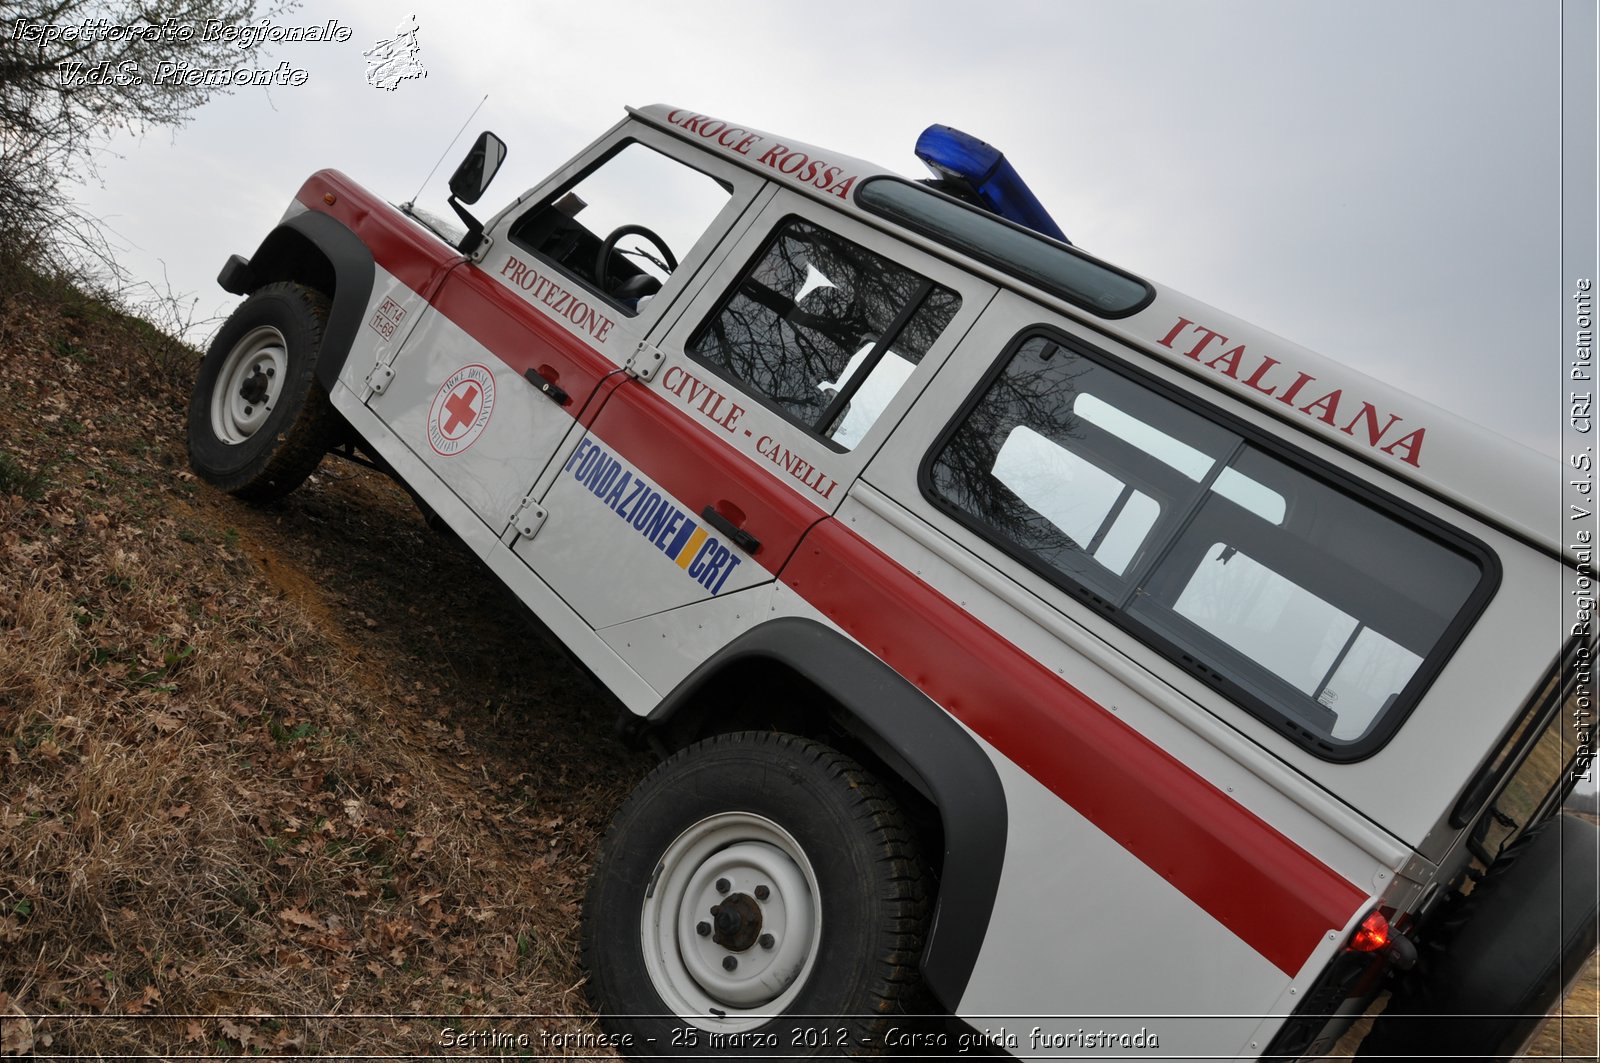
405, 93, 489, 207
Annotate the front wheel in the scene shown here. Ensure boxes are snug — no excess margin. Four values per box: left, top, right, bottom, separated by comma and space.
582, 732, 928, 1058
187, 282, 337, 500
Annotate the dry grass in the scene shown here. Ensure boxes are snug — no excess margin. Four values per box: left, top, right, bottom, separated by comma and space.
0, 278, 651, 1055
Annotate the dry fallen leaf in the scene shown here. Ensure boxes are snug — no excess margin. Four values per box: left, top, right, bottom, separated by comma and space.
277, 907, 322, 930
122, 984, 161, 1015
1, 996, 34, 1056
218, 1017, 253, 1045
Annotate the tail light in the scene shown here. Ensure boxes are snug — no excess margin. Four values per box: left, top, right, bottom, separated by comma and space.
1345, 907, 1416, 969
1347, 909, 1391, 952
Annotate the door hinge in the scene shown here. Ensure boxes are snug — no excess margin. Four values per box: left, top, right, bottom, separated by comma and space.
625, 341, 665, 381
366, 363, 395, 395
512, 495, 548, 540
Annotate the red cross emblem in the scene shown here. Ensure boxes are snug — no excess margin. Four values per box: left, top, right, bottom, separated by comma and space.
441, 382, 480, 437
427, 365, 496, 456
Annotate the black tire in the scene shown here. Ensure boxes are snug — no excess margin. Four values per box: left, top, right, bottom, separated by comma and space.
1358, 813, 1600, 1061
582, 732, 928, 1059
187, 282, 337, 500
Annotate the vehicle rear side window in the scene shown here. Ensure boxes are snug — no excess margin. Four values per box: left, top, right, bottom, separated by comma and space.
688, 218, 960, 449
925, 333, 1489, 757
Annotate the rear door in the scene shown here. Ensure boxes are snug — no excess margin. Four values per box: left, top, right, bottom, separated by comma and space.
514, 190, 994, 631
366, 123, 764, 533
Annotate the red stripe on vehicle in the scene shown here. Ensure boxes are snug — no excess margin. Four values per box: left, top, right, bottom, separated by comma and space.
296, 181, 1365, 975
300, 178, 625, 425
599, 360, 1368, 974
299, 187, 822, 558
583, 382, 824, 568
783, 522, 1367, 976
297, 172, 459, 294
429, 266, 620, 422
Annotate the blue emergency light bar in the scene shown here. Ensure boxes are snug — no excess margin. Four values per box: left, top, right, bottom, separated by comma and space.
914, 124, 1070, 245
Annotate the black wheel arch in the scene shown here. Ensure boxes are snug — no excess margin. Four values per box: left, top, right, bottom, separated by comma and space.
633, 616, 1008, 1011
221, 211, 375, 394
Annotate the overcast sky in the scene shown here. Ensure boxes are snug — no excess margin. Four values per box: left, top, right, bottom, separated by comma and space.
67, 0, 1584, 454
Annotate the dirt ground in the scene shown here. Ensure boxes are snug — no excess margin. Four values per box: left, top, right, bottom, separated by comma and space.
0, 280, 1595, 1058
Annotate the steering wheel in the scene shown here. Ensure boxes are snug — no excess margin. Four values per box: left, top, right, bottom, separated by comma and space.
595, 225, 679, 297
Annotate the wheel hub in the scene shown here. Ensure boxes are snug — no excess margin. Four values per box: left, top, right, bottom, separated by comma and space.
639, 812, 822, 1032
238, 368, 271, 406
209, 325, 288, 445
709, 892, 762, 951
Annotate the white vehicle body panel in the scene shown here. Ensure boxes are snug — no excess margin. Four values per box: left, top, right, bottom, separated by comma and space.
251, 102, 1583, 1061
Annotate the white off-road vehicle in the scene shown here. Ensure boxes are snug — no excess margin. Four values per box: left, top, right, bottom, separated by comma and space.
189, 104, 1596, 1059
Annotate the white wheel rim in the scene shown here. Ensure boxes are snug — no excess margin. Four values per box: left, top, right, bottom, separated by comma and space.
640, 812, 821, 1032
210, 325, 288, 445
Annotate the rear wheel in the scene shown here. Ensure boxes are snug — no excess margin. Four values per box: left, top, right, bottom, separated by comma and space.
188, 282, 336, 500
1358, 813, 1600, 1061
582, 732, 928, 1057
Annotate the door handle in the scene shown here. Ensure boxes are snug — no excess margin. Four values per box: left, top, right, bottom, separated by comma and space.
700, 504, 761, 555
525, 366, 570, 406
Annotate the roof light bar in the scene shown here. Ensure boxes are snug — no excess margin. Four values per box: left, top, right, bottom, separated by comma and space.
914, 124, 1069, 245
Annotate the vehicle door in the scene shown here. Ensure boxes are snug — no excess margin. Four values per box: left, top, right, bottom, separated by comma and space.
515, 189, 995, 632
366, 122, 764, 533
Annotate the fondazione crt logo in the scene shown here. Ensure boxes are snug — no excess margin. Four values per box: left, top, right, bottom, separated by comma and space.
8, 14, 427, 90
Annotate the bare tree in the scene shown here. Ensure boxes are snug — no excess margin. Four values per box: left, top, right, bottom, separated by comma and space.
0, 0, 290, 288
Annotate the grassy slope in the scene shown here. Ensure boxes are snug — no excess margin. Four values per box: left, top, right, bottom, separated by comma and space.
0, 280, 1593, 1057
0, 282, 650, 1055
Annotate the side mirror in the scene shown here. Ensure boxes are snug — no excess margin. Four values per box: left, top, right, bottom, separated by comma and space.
448, 131, 506, 206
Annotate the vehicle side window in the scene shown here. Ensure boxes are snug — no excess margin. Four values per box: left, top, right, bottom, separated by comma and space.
688, 218, 960, 449
926, 333, 1487, 754
508, 141, 730, 315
